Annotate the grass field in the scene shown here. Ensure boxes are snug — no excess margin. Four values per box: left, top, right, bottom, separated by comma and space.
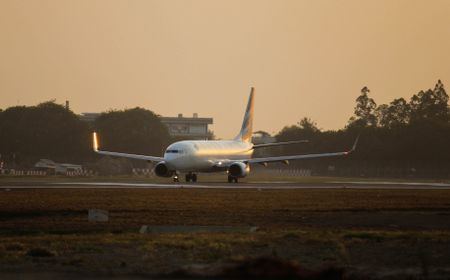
1, 186, 450, 279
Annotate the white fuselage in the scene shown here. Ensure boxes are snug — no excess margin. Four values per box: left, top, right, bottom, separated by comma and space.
163, 140, 253, 172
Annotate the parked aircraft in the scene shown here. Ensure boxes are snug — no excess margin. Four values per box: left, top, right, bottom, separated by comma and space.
93, 88, 358, 182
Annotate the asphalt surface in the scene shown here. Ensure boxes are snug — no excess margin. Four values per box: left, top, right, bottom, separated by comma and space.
2, 181, 450, 190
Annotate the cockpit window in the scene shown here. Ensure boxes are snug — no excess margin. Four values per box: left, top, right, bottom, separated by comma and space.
166, 149, 182, 154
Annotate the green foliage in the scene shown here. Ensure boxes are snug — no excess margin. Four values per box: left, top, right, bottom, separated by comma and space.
0, 104, 170, 169
93, 107, 170, 156
207, 129, 215, 140
376, 98, 410, 128
0, 101, 91, 166
298, 117, 320, 134
348, 86, 377, 128
409, 80, 449, 125
277, 80, 450, 177
374, 80, 449, 129
278, 118, 320, 140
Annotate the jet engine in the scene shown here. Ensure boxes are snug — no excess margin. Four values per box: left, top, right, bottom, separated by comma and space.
154, 162, 172, 177
228, 162, 250, 178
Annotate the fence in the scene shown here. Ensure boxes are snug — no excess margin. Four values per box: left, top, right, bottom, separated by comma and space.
132, 168, 154, 176
1, 169, 95, 177
252, 168, 312, 177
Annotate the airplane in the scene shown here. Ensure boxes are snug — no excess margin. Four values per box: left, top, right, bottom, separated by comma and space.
93, 87, 359, 183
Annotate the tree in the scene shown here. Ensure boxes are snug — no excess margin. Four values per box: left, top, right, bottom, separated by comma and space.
348, 86, 377, 128
275, 117, 322, 156
94, 107, 171, 157
277, 117, 321, 142
0, 101, 91, 166
377, 98, 410, 128
409, 80, 449, 125
207, 130, 215, 140
297, 117, 320, 134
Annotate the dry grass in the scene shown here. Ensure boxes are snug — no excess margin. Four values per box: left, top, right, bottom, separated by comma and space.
1, 230, 450, 277
0, 187, 450, 278
0, 188, 450, 234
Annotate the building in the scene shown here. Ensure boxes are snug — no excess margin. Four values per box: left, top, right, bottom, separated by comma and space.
252, 131, 275, 144
35, 159, 82, 174
79, 112, 100, 123
160, 113, 213, 139
79, 112, 213, 140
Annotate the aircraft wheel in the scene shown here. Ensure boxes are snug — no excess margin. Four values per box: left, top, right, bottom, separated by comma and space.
192, 174, 197, 182
227, 175, 234, 183
227, 175, 239, 183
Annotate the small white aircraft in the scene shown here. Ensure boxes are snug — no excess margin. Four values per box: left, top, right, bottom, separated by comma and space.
93, 88, 358, 183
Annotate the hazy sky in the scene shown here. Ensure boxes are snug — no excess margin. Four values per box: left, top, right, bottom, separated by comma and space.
1, 1, 449, 138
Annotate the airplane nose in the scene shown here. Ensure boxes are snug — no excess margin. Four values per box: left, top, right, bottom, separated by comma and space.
164, 153, 181, 161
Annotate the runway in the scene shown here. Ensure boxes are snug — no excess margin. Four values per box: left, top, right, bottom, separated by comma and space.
2, 181, 450, 190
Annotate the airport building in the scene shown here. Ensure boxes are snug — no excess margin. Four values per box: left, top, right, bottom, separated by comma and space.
79, 112, 213, 140
34, 159, 82, 175
160, 113, 213, 139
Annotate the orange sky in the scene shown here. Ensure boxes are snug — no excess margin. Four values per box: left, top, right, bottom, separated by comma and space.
1, 0, 449, 138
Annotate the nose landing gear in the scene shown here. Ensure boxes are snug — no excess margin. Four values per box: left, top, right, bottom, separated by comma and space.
227, 175, 238, 183
185, 173, 197, 183
173, 175, 179, 182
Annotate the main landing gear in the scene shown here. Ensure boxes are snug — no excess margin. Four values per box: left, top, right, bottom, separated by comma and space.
173, 173, 197, 183
185, 173, 197, 183
228, 175, 238, 183
173, 175, 179, 182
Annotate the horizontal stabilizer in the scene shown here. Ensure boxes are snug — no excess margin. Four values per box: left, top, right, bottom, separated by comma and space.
253, 140, 308, 149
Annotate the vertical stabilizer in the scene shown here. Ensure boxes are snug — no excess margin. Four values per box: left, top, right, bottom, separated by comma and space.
234, 87, 254, 143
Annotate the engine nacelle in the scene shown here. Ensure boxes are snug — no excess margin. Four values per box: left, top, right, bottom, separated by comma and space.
228, 162, 250, 178
154, 162, 172, 177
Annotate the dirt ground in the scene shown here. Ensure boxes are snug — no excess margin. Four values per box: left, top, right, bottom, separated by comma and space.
1, 187, 450, 279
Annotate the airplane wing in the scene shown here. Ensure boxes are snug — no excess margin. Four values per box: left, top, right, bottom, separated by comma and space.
247, 136, 359, 165
92, 132, 164, 162
252, 140, 308, 149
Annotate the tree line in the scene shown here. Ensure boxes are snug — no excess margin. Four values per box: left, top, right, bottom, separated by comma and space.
0, 104, 170, 169
0, 80, 449, 177
276, 80, 450, 178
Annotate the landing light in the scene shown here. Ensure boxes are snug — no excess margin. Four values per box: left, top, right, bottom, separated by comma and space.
93, 132, 99, 151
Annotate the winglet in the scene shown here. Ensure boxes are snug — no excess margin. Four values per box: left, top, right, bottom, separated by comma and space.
349, 134, 360, 153
93, 132, 99, 152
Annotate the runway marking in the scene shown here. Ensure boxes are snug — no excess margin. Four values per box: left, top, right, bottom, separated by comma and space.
49, 182, 343, 189
330, 181, 450, 187
1, 181, 450, 190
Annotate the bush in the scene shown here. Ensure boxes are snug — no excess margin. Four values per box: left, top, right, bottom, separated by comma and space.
26, 247, 55, 257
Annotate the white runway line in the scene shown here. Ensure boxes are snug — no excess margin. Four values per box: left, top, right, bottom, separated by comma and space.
330, 181, 450, 187
51, 182, 335, 189
1, 181, 450, 190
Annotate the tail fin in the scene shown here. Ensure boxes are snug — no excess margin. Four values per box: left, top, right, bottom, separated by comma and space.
234, 87, 254, 143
